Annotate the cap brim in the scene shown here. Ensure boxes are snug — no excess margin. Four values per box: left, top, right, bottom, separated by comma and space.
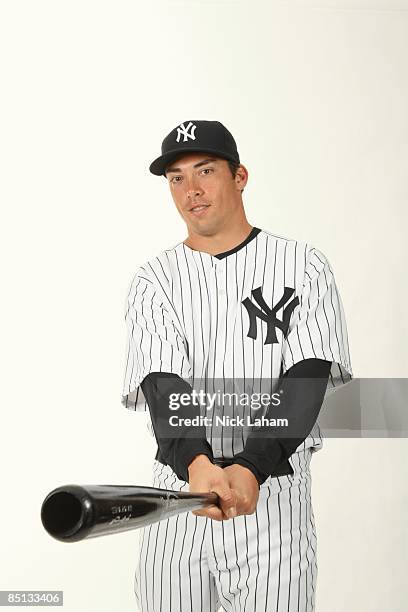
149, 147, 238, 176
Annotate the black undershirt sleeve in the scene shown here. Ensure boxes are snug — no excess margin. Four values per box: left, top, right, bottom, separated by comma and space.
140, 372, 214, 483
141, 358, 331, 486
232, 358, 332, 486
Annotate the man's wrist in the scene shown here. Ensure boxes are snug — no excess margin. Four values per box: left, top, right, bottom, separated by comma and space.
188, 453, 213, 473
232, 456, 266, 486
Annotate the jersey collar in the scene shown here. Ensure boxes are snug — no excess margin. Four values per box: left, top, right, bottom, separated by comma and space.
180, 226, 261, 261
214, 226, 261, 259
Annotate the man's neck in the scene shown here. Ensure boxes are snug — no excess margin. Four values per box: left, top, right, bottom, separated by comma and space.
183, 223, 254, 256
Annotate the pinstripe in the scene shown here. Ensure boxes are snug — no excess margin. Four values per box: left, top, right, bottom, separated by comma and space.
178, 513, 189, 609
298, 452, 314, 610
151, 514, 160, 609
189, 250, 206, 379
221, 257, 228, 457
287, 470, 294, 612
143, 519, 153, 610
221, 521, 234, 609
294, 266, 317, 362
198, 251, 212, 387
263, 486, 272, 612
210, 262, 218, 447
158, 464, 176, 610
164, 251, 174, 303
304, 453, 318, 611
173, 250, 186, 350
238, 245, 248, 451
253, 505, 261, 611
181, 245, 196, 380
158, 510, 169, 610
258, 234, 268, 396
296, 456, 303, 611
276, 475, 283, 612
316, 264, 336, 362
332, 280, 351, 372
230, 514, 243, 611
168, 515, 180, 611
308, 260, 328, 355
198, 519, 208, 612
241, 516, 251, 611
231, 252, 238, 455
210, 269, 219, 448
249, 238, 257, 396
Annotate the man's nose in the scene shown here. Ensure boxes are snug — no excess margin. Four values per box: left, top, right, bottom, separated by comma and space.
187, 187, 202, 198
185, 177, 203, 197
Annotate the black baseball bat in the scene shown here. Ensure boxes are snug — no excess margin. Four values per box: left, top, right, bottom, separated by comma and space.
41, 484, 220, 543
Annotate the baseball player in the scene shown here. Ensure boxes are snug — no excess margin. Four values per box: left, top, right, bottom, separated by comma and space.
121, 120, 353, 611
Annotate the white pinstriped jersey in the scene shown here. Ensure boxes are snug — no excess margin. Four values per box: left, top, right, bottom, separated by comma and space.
121, 228, 353, 460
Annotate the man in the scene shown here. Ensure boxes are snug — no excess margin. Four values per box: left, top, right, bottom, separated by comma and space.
121, 120, 353, 611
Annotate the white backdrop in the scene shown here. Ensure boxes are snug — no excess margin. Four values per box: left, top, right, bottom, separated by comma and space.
1, 1, 407, 611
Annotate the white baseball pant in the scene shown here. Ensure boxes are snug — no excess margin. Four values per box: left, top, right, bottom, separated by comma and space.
134, 447, 317, 612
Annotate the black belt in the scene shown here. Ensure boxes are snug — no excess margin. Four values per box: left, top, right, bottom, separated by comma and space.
214, 456, 294, 478
212, 458, 234, 467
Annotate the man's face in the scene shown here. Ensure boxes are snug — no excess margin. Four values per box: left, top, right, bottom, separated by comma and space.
164, 153, 247, 235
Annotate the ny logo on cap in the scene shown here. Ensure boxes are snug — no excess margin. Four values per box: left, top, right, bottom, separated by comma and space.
176, 121, 197, 143
242, 286, 299, 344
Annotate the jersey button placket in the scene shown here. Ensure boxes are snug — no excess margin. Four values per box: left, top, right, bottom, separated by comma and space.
215, 258, 226, 286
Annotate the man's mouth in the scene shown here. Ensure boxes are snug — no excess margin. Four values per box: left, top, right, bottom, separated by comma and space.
189, 204, 210, 214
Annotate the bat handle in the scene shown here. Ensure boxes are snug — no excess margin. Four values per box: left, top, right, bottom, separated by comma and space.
194, 458, 235, 508
201, 491, 220, 506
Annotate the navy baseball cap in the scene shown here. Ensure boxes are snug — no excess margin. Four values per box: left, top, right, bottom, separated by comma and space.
149, 120, 240, 177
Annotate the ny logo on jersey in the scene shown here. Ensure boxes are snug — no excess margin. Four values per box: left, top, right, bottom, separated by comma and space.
242, 286, 299, 344
176, 121, 197, 143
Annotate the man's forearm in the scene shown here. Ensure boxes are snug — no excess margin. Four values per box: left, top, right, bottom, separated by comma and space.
140, 371, 214, 482
232, 358, 332, 485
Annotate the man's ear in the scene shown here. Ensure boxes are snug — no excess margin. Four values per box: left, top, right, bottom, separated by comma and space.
235, 164, 248, 193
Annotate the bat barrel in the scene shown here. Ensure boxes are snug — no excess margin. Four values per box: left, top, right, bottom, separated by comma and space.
41, 484, 219, 543
41, 488, 89, 541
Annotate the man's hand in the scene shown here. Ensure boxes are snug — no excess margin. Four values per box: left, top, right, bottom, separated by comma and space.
188, 455, 238, 521
221, 463, 260, 516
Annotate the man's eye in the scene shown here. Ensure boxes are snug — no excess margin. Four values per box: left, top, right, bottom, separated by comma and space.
201, 168, 213, 175
171, 176, 182, 183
